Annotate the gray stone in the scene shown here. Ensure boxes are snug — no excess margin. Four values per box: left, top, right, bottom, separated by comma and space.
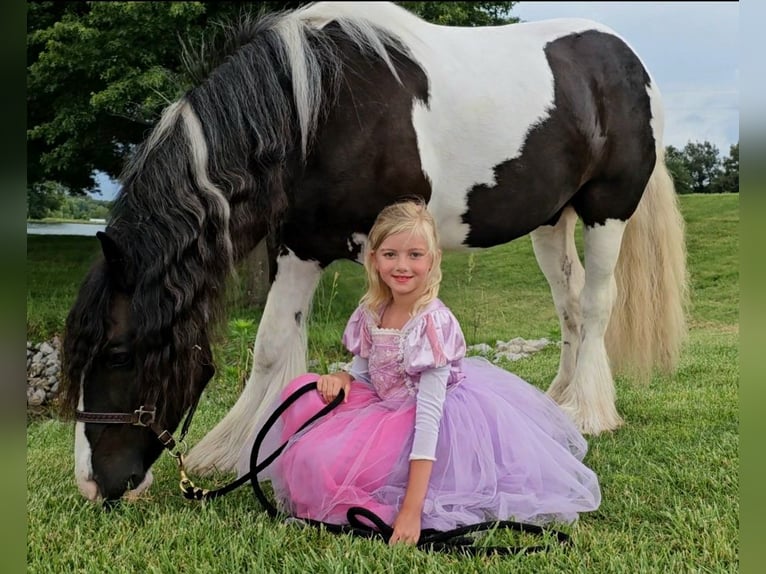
27, 387, 46, 407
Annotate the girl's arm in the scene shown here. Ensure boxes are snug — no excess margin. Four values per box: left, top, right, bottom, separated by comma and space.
389, 459, 434, 545
389, 365, 450, 545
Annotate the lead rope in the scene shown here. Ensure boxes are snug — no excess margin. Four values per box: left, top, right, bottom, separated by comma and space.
179, 381, 571, 555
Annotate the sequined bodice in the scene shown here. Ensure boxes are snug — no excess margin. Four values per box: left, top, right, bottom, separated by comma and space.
342, 300, 467, 401
367, 328, 413, 400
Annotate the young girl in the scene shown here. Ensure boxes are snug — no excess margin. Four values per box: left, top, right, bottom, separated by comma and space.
238, 200, 601, 545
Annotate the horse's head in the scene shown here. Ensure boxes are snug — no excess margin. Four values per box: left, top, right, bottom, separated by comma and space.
62, 231, 216, 502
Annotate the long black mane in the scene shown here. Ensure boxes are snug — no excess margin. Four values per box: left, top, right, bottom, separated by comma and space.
61, 8, 412, 425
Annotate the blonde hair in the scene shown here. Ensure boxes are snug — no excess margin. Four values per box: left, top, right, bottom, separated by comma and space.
360, 199, 443, 319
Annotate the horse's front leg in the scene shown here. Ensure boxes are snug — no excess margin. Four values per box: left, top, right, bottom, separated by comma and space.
186, 248, 322, 474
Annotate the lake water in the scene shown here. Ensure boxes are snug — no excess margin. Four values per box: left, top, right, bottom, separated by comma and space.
27, 222, 106, 236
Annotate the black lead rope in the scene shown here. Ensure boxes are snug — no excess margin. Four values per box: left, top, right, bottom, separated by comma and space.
181, 382, 345, 501
188, 381, 571, 555
249, 382, 570, 555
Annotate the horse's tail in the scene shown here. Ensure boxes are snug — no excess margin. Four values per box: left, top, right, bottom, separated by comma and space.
606, 148, 690, 381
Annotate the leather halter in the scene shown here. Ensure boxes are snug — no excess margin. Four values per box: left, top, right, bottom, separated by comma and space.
75, 404, 180, 451
74, 345, 209, 454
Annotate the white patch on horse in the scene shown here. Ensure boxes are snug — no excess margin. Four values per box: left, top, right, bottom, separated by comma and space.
181, 103, 234, 268
122, 100, 184, 183
74, 380, 155, 501
146, 100, 185, 150
74, 385, 99, 501
646, 80, 667, 154
348, 232, 368, 263
407, 20, 613, 249
186, 249, 323, 473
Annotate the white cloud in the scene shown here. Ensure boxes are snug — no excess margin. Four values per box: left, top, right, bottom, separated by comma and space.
661, 88, 738, 152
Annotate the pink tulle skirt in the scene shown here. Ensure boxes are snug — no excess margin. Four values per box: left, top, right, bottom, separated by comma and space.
240, 358, 601, 530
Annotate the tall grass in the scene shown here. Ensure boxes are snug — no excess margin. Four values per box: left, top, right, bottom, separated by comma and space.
26, 195, 738, 572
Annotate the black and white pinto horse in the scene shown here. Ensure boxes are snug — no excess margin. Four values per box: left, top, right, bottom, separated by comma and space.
62, 2, 687, 502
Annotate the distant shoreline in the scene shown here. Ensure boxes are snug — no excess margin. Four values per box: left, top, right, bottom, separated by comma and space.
27, 218, 106, 225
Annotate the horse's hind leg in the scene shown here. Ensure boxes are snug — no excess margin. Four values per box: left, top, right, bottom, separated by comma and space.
530, 207, 585, 402
186, 249, 322, 473
557, 218, 627, 434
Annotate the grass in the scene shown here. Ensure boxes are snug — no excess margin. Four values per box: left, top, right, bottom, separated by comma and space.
26, 194, 738, 573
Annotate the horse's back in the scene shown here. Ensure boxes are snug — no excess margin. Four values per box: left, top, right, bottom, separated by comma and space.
408, 18, 659, 247
293, 5, 661, 251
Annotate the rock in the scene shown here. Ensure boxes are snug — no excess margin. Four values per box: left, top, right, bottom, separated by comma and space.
27, 387, 46, 407
27, 337, 64, 411
494, 351, 529, 362
467, 343, 493, 355
327, 361, 351, 373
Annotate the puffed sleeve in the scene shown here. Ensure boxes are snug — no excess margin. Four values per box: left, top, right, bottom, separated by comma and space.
341, 305, 372, 358
404, 309, 466, 375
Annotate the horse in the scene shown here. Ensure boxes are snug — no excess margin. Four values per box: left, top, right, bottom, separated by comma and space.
61, 2, 688, 502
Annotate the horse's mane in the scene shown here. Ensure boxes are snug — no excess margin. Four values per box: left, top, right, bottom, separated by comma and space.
61, 3, 420, 424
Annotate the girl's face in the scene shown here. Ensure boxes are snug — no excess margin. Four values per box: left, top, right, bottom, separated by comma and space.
372, 230, 434, 305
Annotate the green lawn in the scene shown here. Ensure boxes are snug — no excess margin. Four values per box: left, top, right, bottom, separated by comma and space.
27, 194, 739, 573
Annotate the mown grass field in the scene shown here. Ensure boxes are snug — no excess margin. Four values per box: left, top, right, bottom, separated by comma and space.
27, 194, 738, 573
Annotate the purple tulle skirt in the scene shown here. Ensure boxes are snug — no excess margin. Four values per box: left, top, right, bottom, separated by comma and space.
239, 357, 601, 530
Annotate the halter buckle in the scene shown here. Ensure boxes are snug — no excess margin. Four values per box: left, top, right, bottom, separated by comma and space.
133, 406, 156, 427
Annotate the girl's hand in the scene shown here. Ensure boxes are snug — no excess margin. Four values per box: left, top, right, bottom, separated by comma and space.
389, 507, 421, 546
316, 372, 351, 403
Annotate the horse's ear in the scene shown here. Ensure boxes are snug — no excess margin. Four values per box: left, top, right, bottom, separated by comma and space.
97, 231, 132, 290
97, 231, 123, 266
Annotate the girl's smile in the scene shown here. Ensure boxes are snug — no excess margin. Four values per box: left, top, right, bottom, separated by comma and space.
372, 231, 434, 304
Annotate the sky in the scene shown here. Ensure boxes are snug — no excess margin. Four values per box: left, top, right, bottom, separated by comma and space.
92, 1, 739, 200
512, 1, 739, 153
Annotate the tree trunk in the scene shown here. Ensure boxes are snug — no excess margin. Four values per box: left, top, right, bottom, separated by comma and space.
242, 239, 270, 308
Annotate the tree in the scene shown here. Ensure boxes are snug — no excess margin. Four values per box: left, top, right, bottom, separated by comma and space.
27, 2, 517, 196
682, 141, 722, 194
710, 143, 738, 193
27, 181, 66, 220
397, 2, 517, 26
28, 2, 215, 194
665, 145, 693, 195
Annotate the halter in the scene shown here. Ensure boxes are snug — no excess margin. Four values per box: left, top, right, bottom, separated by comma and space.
74, 345, 209, 455
74, 402, 196, 454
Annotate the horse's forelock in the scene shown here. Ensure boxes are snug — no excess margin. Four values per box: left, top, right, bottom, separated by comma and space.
61, 261, 112, 418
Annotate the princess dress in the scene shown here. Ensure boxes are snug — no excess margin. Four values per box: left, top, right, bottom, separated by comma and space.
238, 299, 601, 530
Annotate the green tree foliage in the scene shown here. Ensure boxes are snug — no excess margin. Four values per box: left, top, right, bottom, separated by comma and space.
27, 1, 516, 197
710, 143, 738, 193
682, 141, 722, 194
397, 2, 517, 26
54, 196, 111, 220
27, 182, 66, 220
665, 145, 693, 195
28, 189, 112, 221
665, 141, 738, 194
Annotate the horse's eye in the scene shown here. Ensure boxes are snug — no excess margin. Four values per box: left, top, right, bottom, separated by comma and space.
108, 351, 132, 369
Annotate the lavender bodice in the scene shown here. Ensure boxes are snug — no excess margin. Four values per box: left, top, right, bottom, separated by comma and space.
342, 300, 466, 400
